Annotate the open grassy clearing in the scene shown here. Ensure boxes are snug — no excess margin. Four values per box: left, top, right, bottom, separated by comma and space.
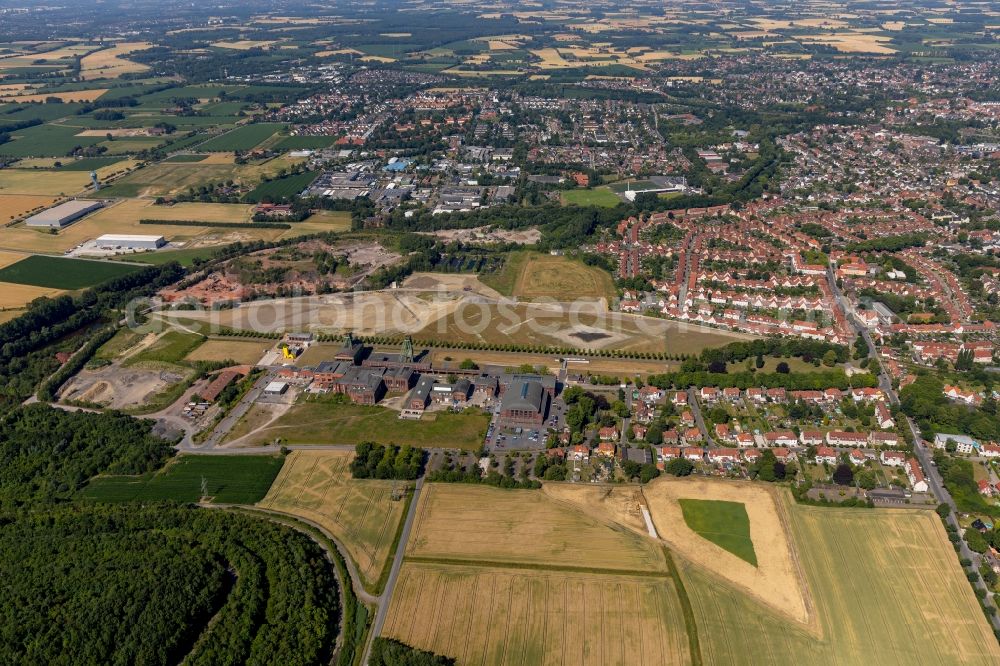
121, 246, 221, 267
406, 484, 668, 573
226, 399, 490, 450
680, 502, 1000, 665
97, 155, 303, 198
678, 498, 757, 566
258, 450, 407, 590
382, 562, 690, 666
561, 187, 622, 207
0, 168, 101, 195
0, 255, 141, 289
80, 454, 283, 504
512, 252, 616, 302
0, 123, 104, 158
185, 338, 268, 364
124, 330, 205, 366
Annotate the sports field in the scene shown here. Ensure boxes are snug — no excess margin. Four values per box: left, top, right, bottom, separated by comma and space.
678, 498, 756, 566
406, 484, 667, 573
680, 503, 1000, 665
226, 400, 490, 450
561, 188, 622, 207
80, 454, 284, 504
382, 562, 690, 666
0, 255, 141, 289
258, 450, 407, 589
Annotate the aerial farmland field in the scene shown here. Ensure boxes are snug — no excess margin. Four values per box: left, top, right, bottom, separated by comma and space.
198, 123, 286, 151
382, 562, 690, 666
258, 450, 407, 590
0, 255, 142, 289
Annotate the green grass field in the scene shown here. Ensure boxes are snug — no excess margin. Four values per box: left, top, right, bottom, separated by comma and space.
124, 330, 205, 366
123, 246, 222, 267
0, 123, 103, 157
0, 255, 142, 289
244, 171, 319, 202
229, 399, 490, 450
198, 123, 286, 151
561, 188, 622, 207
678, 498, 757, 566
53, 157, 123, 171
81, 454, 284, 504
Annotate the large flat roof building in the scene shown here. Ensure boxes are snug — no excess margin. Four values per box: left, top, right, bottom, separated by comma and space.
499, 378, 550, 425
24, 200, 103, 228
95, 234, 166, 250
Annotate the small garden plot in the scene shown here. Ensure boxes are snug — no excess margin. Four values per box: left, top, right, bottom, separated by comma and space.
679, 498, 757, 566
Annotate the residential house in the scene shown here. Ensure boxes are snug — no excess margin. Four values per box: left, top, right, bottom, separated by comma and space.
815, 446, 838, 464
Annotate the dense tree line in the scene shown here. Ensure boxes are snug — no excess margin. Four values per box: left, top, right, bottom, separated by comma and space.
0, 404, 173, 507
698, 338, 848, 367
369, 638, 455, 666
0, 504, 339, 665
901, 373, 1000, 443
845, 233, 927, 253
647, 369, 877, 391
350, 442, 425, 480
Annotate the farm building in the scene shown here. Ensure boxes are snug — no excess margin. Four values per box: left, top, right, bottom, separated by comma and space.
24, 199, 103, 228
95, 234, 167, 250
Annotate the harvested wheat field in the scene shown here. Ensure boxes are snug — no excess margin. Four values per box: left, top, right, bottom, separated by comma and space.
643, 477, 811, 626
406, 484, 667, 574
80, 42, 153, 80
0, 282, 63, 308
258, 451, 407, 589
0, 88, 107, 103
381, 562, 690, 666
680, 503, 1000, 665
0, 194, 58, 222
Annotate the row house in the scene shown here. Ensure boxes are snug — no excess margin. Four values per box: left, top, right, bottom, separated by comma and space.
905, 458, 930, 493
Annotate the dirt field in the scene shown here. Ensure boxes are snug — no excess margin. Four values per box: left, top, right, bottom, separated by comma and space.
185, 338, 269, 365
382, 562, 689, 666
798, 32, 896, 54
406, 484, 667, 573
79, 42, 153, 80
59, 361, 192, 409
258, 451, 407, 589
211, 40, 277, 50
0, 281, 63, 308
681, 503, 1000, 665
401, 272, 503, 299
642, 478, 810, 626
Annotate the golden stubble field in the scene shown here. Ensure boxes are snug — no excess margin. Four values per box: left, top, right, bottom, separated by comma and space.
79, 42, 153, 80
382, 562, 690, 666
257, 450, 407, 589
404, 484, 668, 573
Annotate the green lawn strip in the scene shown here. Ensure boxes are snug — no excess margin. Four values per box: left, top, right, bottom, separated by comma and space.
81, 454, 284, 504
123, 330, 205, 366
678, 498, 757, 566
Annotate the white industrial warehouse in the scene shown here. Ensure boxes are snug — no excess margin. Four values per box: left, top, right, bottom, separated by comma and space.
95, 234, 167, 250
24, 200, 104, 228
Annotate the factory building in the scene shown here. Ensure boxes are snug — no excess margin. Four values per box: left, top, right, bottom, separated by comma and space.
95, 234, 167, 250
24, 200, 103, 228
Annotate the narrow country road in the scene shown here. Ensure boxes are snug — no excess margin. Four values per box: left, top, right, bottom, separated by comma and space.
361, 476, 424, 665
